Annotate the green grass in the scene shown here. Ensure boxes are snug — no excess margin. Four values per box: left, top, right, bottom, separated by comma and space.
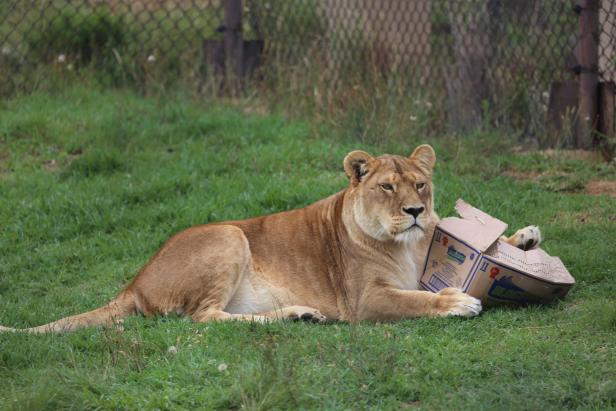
1, 84, 615, 410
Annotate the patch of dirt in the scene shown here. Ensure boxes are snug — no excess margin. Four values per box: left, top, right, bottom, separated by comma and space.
551, 210, 613, 225
511, 143, 539, 153
0, 151, 10, 177
502, 170, 541, 179
504, 168, 590, 193
538, 149, 603, 162
43, 159, 58, 171
242, 102, 270, 117
502, 170, 569, 180
512, 147, 606, 162
399, 401, 421, 409
67, 147, 84, 164
585, 180, 616, 197
42, 148, 84, 173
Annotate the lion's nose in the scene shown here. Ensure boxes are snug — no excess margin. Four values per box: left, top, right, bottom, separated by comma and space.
403, 206, 424, 218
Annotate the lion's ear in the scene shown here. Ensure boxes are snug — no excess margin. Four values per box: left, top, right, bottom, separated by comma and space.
343, 150, 374, 185
409, 144, 436, 174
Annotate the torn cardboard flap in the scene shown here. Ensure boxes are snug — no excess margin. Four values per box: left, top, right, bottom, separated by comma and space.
420, 199, 575, 306
438, 199, 508, 252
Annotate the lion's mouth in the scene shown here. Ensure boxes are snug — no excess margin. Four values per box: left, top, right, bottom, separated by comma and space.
400, 223, 424, 233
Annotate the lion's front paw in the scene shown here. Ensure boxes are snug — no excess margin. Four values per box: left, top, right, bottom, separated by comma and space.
435, 288, 482, 317
506, 225, 542, 251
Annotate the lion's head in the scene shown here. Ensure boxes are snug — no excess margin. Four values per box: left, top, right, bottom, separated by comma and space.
343, 144, 436, 243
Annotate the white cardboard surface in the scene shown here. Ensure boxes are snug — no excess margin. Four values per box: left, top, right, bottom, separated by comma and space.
438, 199, 508, 252
420, 199, 575, 305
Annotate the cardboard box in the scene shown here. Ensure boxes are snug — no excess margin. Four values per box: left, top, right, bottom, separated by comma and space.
420, 199, 575, 306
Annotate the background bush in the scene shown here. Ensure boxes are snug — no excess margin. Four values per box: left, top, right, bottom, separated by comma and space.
28, 10, 128, 66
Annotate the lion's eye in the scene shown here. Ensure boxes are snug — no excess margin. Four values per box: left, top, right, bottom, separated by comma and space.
416, 182, 426, 190
380, 183, 394, 191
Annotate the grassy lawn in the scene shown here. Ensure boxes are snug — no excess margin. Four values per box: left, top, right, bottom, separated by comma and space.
0, 85, 615, 410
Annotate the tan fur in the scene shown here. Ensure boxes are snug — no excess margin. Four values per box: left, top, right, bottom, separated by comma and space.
3, 144, 520, 334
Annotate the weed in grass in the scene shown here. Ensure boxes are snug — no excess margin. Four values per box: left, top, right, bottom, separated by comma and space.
100, 324, 146, 372
228, 333, 302, 411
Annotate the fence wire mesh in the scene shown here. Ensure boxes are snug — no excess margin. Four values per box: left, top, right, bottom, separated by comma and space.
0, 1, 224, 92
599, 0, 616, 82
1, 1, 224, 60
1, 0, 615, 138
248, 0, 585, 134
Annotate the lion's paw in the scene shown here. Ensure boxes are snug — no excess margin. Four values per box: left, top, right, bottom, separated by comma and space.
435, 288, 482, 317
286, 306, 327, 323
507, 225, 542, 251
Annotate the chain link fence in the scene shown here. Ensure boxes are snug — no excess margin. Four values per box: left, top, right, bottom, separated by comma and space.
599, 0, 616, 82
249, 0, 582, 136
1, 1, 615, 143
0, 1, 224, 93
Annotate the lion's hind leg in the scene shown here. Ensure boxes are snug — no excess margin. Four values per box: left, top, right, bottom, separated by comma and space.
156, 225, 327, 325
131, 224, 266, 324
180, 225, 273, 323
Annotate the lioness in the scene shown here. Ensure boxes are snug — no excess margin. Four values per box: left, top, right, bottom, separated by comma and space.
0, 145, 541, 333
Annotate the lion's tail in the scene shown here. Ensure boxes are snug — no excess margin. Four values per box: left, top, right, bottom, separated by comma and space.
0, 290, 137, 334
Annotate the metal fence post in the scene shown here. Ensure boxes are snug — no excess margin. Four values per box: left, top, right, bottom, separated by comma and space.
576, 0, 599, 149
224, 0, 243, 94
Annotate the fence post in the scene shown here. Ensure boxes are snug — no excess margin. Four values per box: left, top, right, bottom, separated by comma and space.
224, 0, 243, 94
575, 0, 599, 149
